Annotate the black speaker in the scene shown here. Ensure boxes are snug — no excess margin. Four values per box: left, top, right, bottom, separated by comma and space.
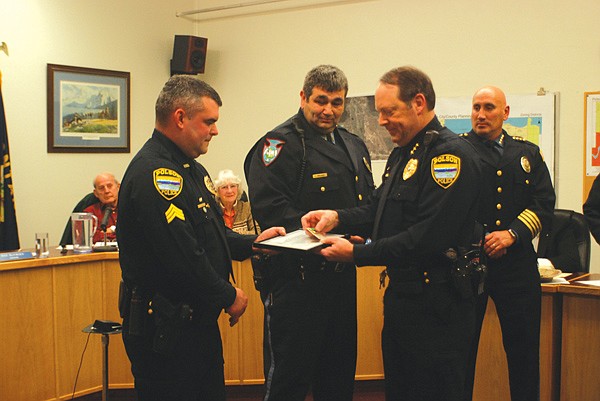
170, 35, 208, 75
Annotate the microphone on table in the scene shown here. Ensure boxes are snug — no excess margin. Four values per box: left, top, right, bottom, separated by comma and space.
100, 206, 113, 233
94, 205, 117, 252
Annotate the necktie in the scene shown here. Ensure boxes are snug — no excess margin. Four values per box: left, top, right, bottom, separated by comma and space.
371, 152, 404, 241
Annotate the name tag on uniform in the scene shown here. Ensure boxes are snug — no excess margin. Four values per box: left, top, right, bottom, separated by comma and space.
312, 173, 328, 179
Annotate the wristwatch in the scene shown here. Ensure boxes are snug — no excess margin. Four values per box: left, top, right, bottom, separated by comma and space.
508, 228, 518, 241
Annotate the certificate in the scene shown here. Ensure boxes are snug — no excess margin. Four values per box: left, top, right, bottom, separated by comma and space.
253, 229, 343, 252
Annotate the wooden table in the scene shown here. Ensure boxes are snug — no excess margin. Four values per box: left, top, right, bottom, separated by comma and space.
557, 273, 600, 401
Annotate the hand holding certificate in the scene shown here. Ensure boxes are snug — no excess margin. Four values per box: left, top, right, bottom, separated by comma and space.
253, 229, 344, 252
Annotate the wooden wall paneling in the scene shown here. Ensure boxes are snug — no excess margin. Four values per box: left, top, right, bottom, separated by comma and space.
0, 267, 56, 401
53, 261, 105, 398
235, 260, 265, 384
355, 266, 385, 380
560, 293, 600, 401
101, 260, 134, 388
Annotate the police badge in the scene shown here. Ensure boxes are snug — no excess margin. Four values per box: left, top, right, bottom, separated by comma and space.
263, 138, 285, 166
520, 156, 531, 173
431, 154, 461, 189
403, 159, 418, 180
154, 168, 183, 200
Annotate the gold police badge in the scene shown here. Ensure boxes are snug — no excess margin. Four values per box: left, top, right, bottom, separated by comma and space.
204, 175, 217, 195
403, 159, 418, 180
431, 154, 461, 189
154, 168, 183, 200
520, 156, 531, 173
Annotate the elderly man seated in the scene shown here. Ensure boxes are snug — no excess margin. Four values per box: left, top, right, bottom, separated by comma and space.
83, 172, 120, 243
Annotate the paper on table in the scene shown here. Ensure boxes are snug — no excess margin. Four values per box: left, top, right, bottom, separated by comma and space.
573, 280, 600, 287
542, 277, 569, 285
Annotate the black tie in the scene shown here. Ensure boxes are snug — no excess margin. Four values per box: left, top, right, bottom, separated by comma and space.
371, 152, 405, 241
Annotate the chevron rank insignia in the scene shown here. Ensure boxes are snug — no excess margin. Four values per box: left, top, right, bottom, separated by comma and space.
431, 154, 461, 189
154, 168, 183, 200
263, 138, 285, 166
165, 203, 185, 224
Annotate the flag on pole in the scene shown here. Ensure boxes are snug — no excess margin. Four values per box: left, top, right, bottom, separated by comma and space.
0, 72, 20, 251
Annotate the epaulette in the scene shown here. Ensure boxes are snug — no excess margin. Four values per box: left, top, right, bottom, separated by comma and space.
337, 124, 360, 138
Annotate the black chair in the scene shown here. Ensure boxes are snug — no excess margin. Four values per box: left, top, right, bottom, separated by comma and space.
537, 209, 591, 273
59, 192, 99, 247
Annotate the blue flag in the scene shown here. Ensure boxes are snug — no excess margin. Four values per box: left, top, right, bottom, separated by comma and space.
0, 77, 20, 251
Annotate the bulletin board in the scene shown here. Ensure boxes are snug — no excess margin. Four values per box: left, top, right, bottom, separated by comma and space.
583, 91, 600, 201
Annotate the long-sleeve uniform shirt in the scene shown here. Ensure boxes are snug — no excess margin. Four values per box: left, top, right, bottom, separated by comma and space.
333, 116, 483, 401
461, 129, 555, 401
118, 130, 255, 323
244, 110, 374, 401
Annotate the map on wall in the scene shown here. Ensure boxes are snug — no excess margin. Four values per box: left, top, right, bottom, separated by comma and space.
585, 93, 600, 176
340, 93, 556, 182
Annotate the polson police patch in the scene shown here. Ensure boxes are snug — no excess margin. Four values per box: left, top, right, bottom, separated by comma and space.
431, 154, 461, 189
263, 138, 285, 166
154, 168, 183, 200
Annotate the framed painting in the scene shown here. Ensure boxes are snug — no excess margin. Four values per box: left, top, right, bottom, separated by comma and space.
47, 64, 130, 153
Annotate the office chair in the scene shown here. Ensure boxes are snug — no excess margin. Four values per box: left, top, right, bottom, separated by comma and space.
538, 209, 591, 273
59, 192, 99, 247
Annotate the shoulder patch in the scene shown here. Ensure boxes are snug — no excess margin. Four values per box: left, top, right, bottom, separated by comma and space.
431, 154, 461, 189
154, 168, 183, 200
263, 138, 285, 166
204, 175, 217, 195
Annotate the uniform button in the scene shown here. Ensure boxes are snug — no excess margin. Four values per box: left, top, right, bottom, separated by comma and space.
496, 220, 501, 226
355, 176, 359, 182
425, 278, 430, 284
148, 308, 153, 315
496, 203, 502, 210
385, 173, 390, 178
320, 186, 326, 192
497, 170, 502, 177
525, 179, 530, 184
497, 187, 502, 193
423, 271, 428, 276
358, 194, 363, 201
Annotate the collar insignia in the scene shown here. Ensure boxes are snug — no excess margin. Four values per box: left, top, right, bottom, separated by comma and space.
263, 138, 285, 166
154, 168, 183, 200
204, 175, 217, 195
403, 158, 418, 180
521, 156, 531, 173
431, 154, 461, 189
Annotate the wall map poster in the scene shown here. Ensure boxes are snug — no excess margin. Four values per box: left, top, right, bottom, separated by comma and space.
585, 93, 600, 176
340, 93, 556, 183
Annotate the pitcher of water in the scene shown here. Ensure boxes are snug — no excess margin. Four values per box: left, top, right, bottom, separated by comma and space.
71, 212, 98, 253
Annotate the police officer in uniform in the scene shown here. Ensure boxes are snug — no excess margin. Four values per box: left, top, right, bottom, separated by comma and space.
118, 75, 283, 401
302, 66, 483, 401
244, 65, 374, 401
462, 86, 555, 401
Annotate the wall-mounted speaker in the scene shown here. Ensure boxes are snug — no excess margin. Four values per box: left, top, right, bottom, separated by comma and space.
170, 35, 208, 75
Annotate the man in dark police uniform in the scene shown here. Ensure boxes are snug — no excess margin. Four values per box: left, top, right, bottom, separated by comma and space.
245, 65, 374, 401
118, 75, 283, 401
302, 66, 482, 401
462, 86, 555, 401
